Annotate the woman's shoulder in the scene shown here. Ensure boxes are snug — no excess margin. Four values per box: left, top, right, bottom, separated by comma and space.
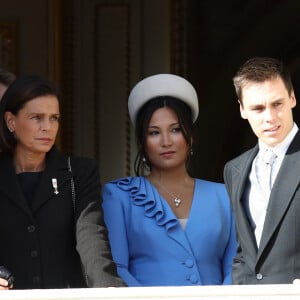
194, 178, 229, 202
102, 176, 151, 207
104, 176, 145, 191
195, 178, 226, 190
47, 147, 98, 169
103, 176, 178, 229
67, 154, 97, 166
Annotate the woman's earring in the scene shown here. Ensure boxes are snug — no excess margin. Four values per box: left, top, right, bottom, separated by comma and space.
142, 157, 150, 172
190, 147, 193, 156
8, 128, 14, 133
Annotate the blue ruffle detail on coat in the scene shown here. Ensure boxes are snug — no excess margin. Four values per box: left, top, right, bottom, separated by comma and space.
112, 176, 178, 233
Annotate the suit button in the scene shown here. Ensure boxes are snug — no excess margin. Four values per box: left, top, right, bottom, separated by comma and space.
31, 250, 38, 258
256, 273, 263, 280
27, 225, 35, 233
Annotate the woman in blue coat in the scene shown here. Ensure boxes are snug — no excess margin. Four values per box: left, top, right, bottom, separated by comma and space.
102, 74, 237, 286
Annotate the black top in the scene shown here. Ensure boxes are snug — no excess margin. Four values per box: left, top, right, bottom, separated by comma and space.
17, 172, 43, 209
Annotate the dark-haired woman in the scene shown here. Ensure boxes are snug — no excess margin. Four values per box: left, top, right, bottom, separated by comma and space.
102, 74, 237, 286
0, 75, 125, 289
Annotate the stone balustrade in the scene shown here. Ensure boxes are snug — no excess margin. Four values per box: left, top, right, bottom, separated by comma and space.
1, 284, 300, 300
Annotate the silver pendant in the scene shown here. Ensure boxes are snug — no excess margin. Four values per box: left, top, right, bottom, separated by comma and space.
174, 197, 181, 207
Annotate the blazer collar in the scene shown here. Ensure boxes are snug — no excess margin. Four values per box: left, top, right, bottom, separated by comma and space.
232, 145, 259, 204
30, 148, 72, 213
258, 131, 300, 257
231, 145, 259, 262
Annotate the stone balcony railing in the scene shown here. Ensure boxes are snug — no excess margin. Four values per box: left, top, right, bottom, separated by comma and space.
1, 284, 300, 300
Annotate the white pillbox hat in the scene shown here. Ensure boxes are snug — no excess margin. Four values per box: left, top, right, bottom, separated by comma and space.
128, 74, 199, 125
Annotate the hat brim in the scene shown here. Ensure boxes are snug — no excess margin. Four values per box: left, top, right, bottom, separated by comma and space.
128, 74, 199, 125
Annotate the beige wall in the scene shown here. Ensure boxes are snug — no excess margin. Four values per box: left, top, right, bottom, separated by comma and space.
0, 0, 175, 184
70, 0, 173, 183
0, 0, 57, 78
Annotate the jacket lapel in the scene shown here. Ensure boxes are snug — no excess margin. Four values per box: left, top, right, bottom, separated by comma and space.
231, 145, 259, 263
30, 148, 72, 213
258, 132, 300, 258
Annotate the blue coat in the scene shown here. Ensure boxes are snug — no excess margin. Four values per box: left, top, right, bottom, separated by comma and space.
102, 177, 237, 286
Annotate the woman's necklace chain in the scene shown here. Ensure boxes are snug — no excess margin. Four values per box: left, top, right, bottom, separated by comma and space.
154, 177, 188, 207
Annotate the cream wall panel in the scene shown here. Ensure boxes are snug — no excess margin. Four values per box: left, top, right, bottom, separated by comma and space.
71, 0, 172, 184
0, 0, 55, 77
96, 4, 130, 183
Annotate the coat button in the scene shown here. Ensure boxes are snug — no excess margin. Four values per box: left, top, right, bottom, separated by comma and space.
189, 274, 198, 284
256, 273, 263, 280
31, 250, 38, 258
185, 259, 194, 268
32, 276, 40, 284
27, 225, 35, 233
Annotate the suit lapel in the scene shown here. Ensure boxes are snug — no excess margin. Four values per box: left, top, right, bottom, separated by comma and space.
231, 145, 259, 263
258, 132, 300, 257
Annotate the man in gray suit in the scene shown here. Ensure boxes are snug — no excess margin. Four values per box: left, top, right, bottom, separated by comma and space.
224, 56, 300, 284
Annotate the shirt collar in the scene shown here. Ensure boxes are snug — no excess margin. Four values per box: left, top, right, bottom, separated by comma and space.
259, 123, 299, 157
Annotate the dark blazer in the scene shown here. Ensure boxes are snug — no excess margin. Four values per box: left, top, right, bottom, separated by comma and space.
0, 147, 124, 289
224, 130, 300, 284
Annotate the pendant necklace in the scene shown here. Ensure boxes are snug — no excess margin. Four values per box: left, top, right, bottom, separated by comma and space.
154, 177, 188, 207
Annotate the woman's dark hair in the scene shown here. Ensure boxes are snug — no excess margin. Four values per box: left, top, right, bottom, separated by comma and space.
134, 96, 194, 176
0, 74, 61, 152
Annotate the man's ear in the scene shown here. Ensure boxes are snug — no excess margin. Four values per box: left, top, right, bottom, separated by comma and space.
290, 90, 297, 108
239, 100, 247, 119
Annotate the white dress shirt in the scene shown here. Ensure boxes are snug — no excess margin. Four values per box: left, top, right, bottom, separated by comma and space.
246, 123, 298, 246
